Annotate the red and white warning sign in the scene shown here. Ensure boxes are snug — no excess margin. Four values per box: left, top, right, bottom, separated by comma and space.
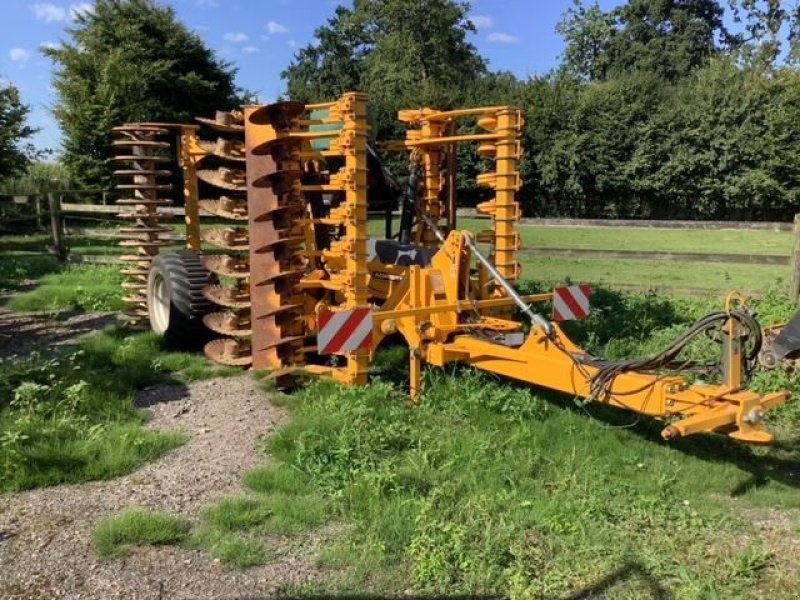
318, 307, 374, 355
552, 284, 592, 321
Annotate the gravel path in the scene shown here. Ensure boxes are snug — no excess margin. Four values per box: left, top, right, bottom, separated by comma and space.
0, 374, 334, 599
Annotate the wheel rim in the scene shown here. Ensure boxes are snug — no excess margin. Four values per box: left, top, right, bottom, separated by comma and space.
149, 272, 170, 334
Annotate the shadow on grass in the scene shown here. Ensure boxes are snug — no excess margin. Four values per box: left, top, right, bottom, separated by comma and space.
538, 384, 800, 494
272, 561, 673, 599
564, 561, 675, 599
0, 310, 117, 360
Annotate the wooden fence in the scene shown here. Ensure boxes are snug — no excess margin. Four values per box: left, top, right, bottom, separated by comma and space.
4, 194, 800, 300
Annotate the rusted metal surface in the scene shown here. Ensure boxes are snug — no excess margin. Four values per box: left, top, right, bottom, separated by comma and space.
112, 124, 175, 327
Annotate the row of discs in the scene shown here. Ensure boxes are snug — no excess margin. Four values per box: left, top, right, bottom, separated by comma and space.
194, 111, 254, 366
112, 124, 174, 327
245, 102, 310, 372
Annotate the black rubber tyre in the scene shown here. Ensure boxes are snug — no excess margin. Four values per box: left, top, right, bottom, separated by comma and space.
146, 251, 217, 349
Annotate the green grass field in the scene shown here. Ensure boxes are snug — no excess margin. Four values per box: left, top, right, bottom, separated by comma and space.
368, 217, 795, 293
89, 290, 800, 599
3, 223, 799, 597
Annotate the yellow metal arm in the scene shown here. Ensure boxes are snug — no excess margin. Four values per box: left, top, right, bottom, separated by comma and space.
372, 230, 788, 444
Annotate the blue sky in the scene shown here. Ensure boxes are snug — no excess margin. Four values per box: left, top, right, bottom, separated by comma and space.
1, 0, 625, 153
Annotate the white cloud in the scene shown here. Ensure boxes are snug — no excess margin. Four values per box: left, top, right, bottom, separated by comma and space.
39, 41, 60, 50
487, 32, 519, 44
31, 3, 67, 23
196, 0, 218, 6
470, 15, 493, 30
266, 20, 288, 35
287, 39, 297, 48
69, 2, 94, 20
242, 45, 259, 54
223, 32, 249, 43
10, 48, 31, 65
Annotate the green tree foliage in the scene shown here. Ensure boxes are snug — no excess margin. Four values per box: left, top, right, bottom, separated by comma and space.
558, 0, 728, 81
283, 0, 485, 139
283, 0, 800, 220
631, 59, 800, 219
0, 82, 36, 183
728, 0, 800, 66
0, 162, 71, 195
45, 0, 239, 191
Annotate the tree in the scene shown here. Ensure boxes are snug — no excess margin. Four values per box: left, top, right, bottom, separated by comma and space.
45, 0, 239, 191
556, 1, 615, 81
631, 58, 800, 219
727, 0, 800, 67
283, 0, 486, 139
0, 82, 36, 183
557, 0, 729, 81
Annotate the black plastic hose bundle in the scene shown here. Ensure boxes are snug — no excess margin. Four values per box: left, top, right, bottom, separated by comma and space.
579, 310, 763, 404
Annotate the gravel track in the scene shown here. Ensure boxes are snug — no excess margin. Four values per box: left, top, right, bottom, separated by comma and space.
0, 374, 334, 599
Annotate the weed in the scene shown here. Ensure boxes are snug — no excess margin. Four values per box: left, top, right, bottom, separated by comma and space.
8, 265, 125, 312
190, 529, 269, 568
244, 464, 311, 495
0, 327, 235, 493
93, 509, 190, 558
202, 496, 274, 532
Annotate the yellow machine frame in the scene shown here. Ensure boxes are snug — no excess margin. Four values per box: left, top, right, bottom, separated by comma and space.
150, 93, 789, 446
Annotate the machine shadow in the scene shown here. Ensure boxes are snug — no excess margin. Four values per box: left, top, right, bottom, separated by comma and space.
539, 385, 800, 492
268, 561, 673, 600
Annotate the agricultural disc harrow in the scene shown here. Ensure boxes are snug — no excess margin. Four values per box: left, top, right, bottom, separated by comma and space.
112, 124, 175, 327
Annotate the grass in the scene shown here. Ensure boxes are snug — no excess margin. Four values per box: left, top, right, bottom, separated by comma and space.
93, 509, 190, 558
368, 217, 796, 256
0, 326, 238, 493
172, 287, 799, 598
463, 219, 796, 256
8, 264, 126, 312
368, 217, 795, 293
518, 255, 788, 293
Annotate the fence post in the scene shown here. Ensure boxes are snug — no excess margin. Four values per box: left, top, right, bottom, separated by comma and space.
35, 195, 44, 231
790, 214, 800, 302
48, 192, 67, 262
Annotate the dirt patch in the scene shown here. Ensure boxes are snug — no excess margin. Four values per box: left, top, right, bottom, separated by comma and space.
0, 306, 116, 359
0, 374, 335, 599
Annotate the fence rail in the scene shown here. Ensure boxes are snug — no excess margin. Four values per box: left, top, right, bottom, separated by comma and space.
3, 196, 800, 300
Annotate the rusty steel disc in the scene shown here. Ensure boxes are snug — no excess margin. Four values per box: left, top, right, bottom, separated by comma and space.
198, 198, 248, 220
202, 284, 251, 308
201, 227, 249, 250
251, 169, 303, 190
116, 212, 163, 220
248, 101, 305, 127
113, 169, 173, 177
112, 124, 171, 134
112, 139, 171, 149
116, 182, 173, 191
195, 110, 245, 133
251, 303, 302, 319
204, 338, 252, 366
122, 294, 147, 304
261, 335, 305, 351
203, 255, 250, 278
197, 168, 247, 191
253, 234, 304, 253
198, 138, 246, 162
203, 311, 252, 336
118, 239, 171, 248
112, 154, 171, 163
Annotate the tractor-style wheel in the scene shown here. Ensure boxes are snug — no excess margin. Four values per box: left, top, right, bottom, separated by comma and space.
147, 251, 217, 348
